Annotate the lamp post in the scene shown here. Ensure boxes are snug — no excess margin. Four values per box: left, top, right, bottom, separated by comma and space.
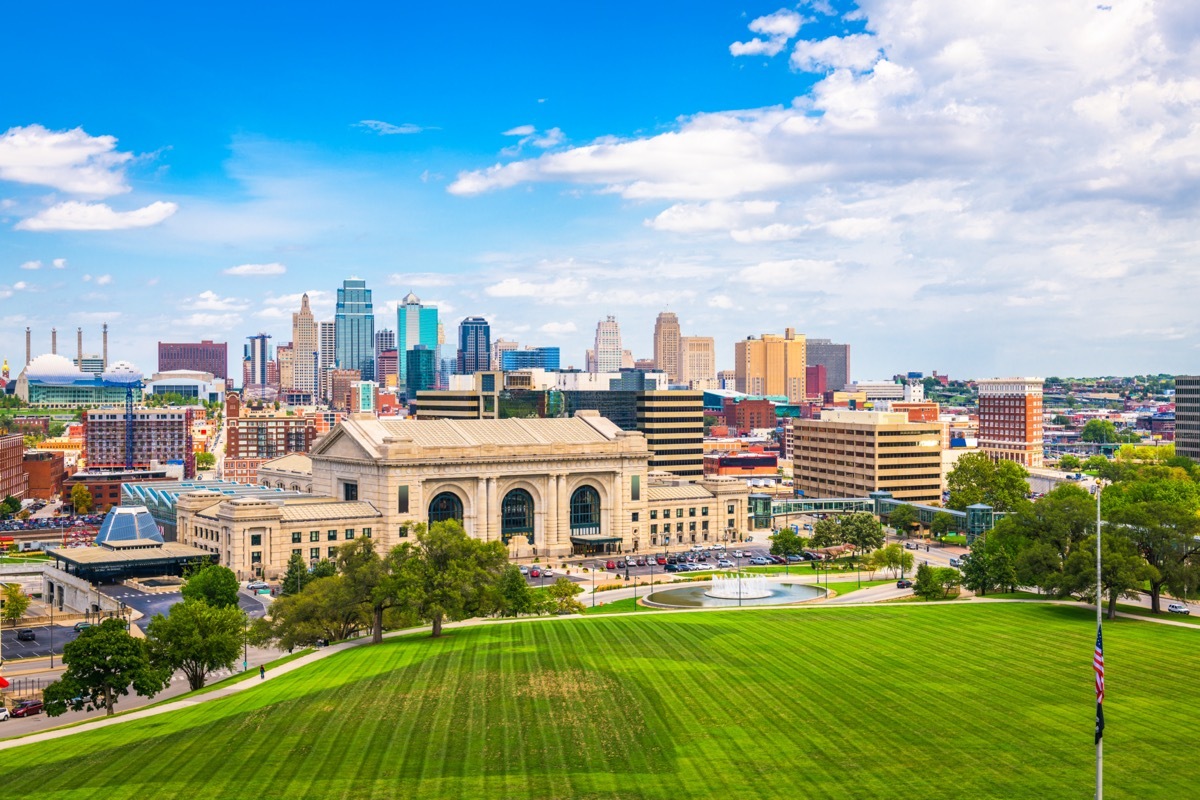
1095, 479, 1104, 800
736, 551, 742, 607
49, 602, 54, 669
591, 561, 596, 608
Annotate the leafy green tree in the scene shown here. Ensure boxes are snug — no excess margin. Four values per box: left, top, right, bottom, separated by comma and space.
310, 559, 338, 579
1063, 533, 1155, 620
769, 527, 806, 559
960, 549, 992, 595
1014, 542, 1063, 594
280, 552, 312, 596
936, 567, 963, 598
48, 420, 66, 437
195, 451, 216, 470
873, 543, 913, 578
1116, 428, 1143, 444
146, 599, 246, 690
2, 583, 31, 627
262, 575, 367, 649
546, 577, 585, 615
394, 520, 508, 637
70, 483, 94, 514
1057, 454, 1082, 472
338, 536, 406, 644
913, 563, 940, 600
840, 512, 885, 554
182, 564, 240, 608
42, 619, 166, 716
1080, 419, 1118, 443
810, 518, 842, 549
988, 548, 1018, 593
1107, 500, 1200, 613
930, 512, 957, 539
887, 504, 919, 538
1051, 414, 1071, 426
946, 452, 1030, 512
498, 565, 534, 617
0, 495, 20, 517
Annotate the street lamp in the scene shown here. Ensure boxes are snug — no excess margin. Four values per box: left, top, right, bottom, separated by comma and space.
736, 551, 742, 607
591, 561, 596, 608
49, 602, 54, 669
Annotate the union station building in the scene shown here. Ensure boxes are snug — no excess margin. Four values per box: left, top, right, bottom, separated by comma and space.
176, 412, 750, 579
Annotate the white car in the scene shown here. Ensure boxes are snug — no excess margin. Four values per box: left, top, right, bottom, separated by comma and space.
542, 568, 555, 578
518, 565, 530, 575
0, 706, 8, 721
717, 558, 734, 568
1167, 602, 1191, 615
733, 550, 745, 558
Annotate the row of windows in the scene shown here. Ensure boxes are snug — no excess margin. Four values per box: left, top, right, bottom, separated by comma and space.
289, 528, 372, 543
650, 507, 710, 520
650, 521, 710, 534
293, 547, 340, 560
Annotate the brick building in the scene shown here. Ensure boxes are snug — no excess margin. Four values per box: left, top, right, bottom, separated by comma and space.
84, 408, 196, 478
1, 433, 29, 501
23, 451, 66, 500
977, 378, 1044, 468
158, 340, 228, 380
223, 394, 318, 484
721, 397, 777, 434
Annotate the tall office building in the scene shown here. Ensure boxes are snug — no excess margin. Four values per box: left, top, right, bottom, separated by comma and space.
457, 316, 491, 374
276, 344, 294, 392
158, 340, 228, 379
678, 336, 716, 389
396, 292, 439, 387
375, 328, 395, 366
734, 328, 806, 403
977, 378, 1044, 468
406, 345, 437, 393
637, 390, 704, 477
1176, 376, 1200, 460
653, 312, 681, 383
291, 294, 319, 396
501, 347, 561, 371
244, 334, 272, 388
806, 338, 851, 395
318, 321, 337, 401
492, 338, 519, 370
84, 408, 196, 479
335, 278, 375, 381
592, 316, 623, 373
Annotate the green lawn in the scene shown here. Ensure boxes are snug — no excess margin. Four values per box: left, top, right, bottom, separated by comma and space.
0, 604, 1195, 799
1113, 603, 1200, 626
822, 578, 893, 596
582, 597, 644, 615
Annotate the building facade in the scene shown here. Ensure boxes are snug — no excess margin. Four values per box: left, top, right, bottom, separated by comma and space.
158, 341, 228, 380
22, 451, 65, 500
291, 294, 319, 396
223, 394, 318, 484
636, 390, 704, 477
805, 338, 850, 396
653, 312, 681, 383
501, 347, 561, 371
678, 336, 716, 389
592, 316, 623, 373
1175, 375, 1200, 460
735, 329, 806, 403
790, 410, 944, 504
456, 316, 491, 375
1, 434, 29, 501
329, 369, 361, 412
335, 278, 375, 381
396, 292, 439, 388
406, 345, 437, 394
84, 408, 195, 478
977, 378, 1044, 468
318, 321, 337, 401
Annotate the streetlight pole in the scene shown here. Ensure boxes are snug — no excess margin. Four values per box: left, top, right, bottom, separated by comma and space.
1095, 480, 1104, 800
49, 603, 54, 669
591, 561, 596, 608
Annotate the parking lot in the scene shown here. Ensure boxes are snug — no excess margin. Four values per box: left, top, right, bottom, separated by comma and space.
519, 544, 780, 585
0, 624, 82, 660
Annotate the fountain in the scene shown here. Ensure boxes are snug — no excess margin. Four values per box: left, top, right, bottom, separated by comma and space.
705, 573, 771, 600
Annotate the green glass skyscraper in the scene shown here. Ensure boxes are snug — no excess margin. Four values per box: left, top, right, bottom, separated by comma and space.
335, 278, 375, 381
396, 291, 439, 388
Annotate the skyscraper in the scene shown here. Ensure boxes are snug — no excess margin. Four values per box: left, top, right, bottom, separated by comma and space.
335, 278, 375, 381
406, 345, 437, 393
678, 336, 716, 388
653, 312, 681, 383
318, 320, 337, 401
592, 316, 623, 373
375, 328, 395, 367
1176, 375, 1200, 461
457, 316, 491, 374
735, 328, 806, 403
396, 292, 439, 387
977, 378, 1044, 468
244, 334, 272, 390
291, 293, 319, 396
806, 338, 852, 393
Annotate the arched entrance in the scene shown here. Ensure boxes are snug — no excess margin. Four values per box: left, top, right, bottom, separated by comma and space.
569, 485, 618, 556
428, 491, 464, 525
500, 488, 534, 545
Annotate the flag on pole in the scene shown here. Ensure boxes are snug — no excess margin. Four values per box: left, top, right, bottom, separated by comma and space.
0, 672, 9, 690
1094, 623, 1105, 744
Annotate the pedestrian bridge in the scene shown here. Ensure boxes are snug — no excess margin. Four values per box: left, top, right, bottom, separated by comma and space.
749, 491, 999, 543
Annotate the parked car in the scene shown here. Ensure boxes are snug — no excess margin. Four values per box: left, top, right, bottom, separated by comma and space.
1167, 602, 1191, 615
605, 560, 617, 570
73, 622, 93, 632
655, 556, 667, 565
11, 699, 43, 718
542, 568, 555, 578
786, 554, 804, 563
904, 541, 919, 550
733, 550, 745, 559
803, 551, 822, 561
518, 565, 530, 575
16, 628, 35, 641
665, 563, 682, 572
717, 558, 734, 568
803, 524, 813, 531
949, 557, 962, 568
897, 579, 914, 589
0, 706, 9, 722
247, 581, 269, 591
530, 568, 541, 578
635, 558, 646, 567
767, 555, 786, 564
748, 557, 771, 566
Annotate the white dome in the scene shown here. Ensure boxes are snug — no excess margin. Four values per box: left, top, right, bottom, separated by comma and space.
24, 353, 86, 385
101, 360, 143, 385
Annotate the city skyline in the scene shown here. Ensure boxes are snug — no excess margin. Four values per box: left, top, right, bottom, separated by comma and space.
3, 2, 1199, 378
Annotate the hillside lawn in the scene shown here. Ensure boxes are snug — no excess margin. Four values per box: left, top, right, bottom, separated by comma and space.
0, 603, 1195, 799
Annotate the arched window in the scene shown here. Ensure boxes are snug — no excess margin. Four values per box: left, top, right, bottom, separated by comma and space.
570, 486, 601, 534
428, 492, 464, 525
500, 489, 534, 544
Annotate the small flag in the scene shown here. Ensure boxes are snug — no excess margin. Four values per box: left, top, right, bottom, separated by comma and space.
1094, 623, 1105, 744
0, 673, 9, 690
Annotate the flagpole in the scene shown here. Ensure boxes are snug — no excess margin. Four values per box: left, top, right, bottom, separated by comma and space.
1096, 480, 1103, 800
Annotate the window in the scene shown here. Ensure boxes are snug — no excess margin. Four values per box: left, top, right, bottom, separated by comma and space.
570, 486, 601, 532
328, 547, 337, 558
689, 507, 696, 517
727, 504, 735, 514
398, 525, 409, 538
702, 520, 709, 531
631, 475, 640, 502
631, 512, 639, 522
328, 530, 337, 541
342, 482, 358, 502
250, 534, 262, 546
689, 521, 696, 532
345, 529, 355, 540
676, 508, 683, 518
650, 524, 658, 535
650, 510, 658, 520
397, 486, 409, 514
363, 528, 372, 538
310, 531, 319, 542
702, 507, 709, 516
291, 532, 301, 544
429, 492, 464, 524
676, 522, 683, 533
501, 489, 535, 544
310, 548, 319, 560
728, 518, 735, 530
292, 548, 301, 557
251, 551, 262, 563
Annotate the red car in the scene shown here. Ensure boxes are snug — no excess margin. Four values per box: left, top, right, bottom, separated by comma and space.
605, 560, 616, 570
656, 556, 666, 565
11, 699, 44, 718
530, 568, 541, 578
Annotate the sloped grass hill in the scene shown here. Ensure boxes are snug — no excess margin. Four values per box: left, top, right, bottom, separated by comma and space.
1, 603, 1195, 799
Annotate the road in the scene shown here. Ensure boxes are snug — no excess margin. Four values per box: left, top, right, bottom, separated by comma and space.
0, 625, 82, 661
98, 585, 270, 632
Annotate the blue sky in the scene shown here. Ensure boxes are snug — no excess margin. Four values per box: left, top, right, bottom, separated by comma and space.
2, 1, 1198, 380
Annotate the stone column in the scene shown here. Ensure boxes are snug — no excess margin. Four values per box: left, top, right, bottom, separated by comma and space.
557, 474, 569, 547
475, 479, 488, 541
486, 477, 498, 543
544, 474, 556, 551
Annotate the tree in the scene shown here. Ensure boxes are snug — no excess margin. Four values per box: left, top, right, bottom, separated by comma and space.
0, 495, 20, 518
498, 566, 534, 617
1014, 542, 1063, 594
262, 575, 367, 649
546, 577, 585, 615
809, 518, 841, 549
946, 452, 1030, 512
1107, 500, 1200, 613
42, 619, 166, 716
2, 583, 31, 628
873, 543, 913, 578
394, 520, 508, 637
70, 483, 94, 514
181, 564, 240, 608
146, 599, 246, 690
936, 567, 963, 598
887, 505, 919, 539
960, 549, 992, 595
195, 452, 216, 470
338, 536, 405, 644
988, 549, 1017, 593
310, 559, 338, 579
1080, 419, 1118, 444
913, 563, 940, 601
930, 512, 957, 539
1051, 414, 1071, 426
840, 512, 885, 554
769, 527, 806, 559
1058, 454, 1082, 472
1063, 533, 1155, 620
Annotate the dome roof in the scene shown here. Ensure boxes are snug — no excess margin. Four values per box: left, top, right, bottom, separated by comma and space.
94, 506, 164, 547
24, 353, 86, 385
402, 291, 421, 305
101, 360, 143, 385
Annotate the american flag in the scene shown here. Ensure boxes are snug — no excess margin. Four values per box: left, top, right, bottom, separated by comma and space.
1094, 624, 1105, 744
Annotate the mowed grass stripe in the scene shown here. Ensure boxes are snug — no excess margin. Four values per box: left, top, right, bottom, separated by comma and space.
2, 603, 1198, 800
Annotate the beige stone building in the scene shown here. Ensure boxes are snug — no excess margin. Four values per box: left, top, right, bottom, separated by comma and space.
678, 336, 716, 389
790, 410, 944, 504
735, 328, 806, 403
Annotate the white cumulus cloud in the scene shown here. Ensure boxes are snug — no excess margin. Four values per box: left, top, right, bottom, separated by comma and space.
485, 276, 587, 301
15, 200, 178, 231
730, 9, 804, 56
185, 290, 250, 312
356, 120, 428, 135
52, 258, 66, 268
647, 200, 779, 233
539, 321, 577, 335
224, 262, 287, 276
0, 124, 133, 197
19, 260, 41, 270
